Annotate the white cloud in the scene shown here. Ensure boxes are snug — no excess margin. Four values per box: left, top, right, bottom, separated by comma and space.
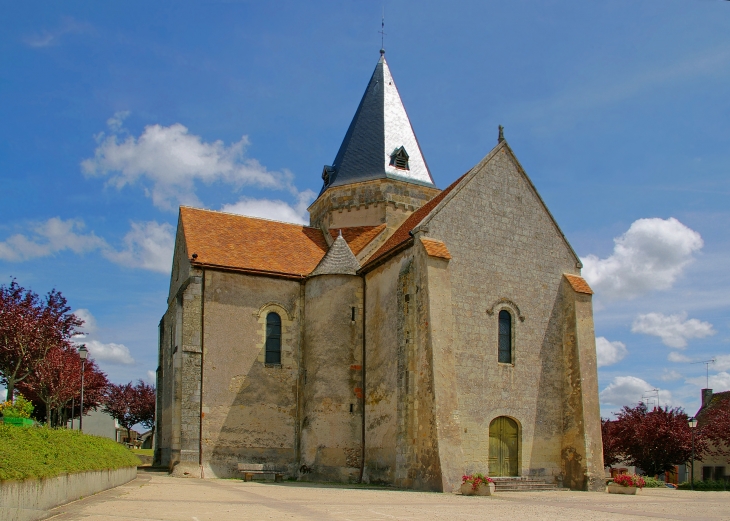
660, 370, 683, 382
632, 312, 715, 348
107, 111, 130, 133
0, 388, 6, 402
595, 336, 628, 367
686, 371, 730, 391
146, 370, 156, 384
82, 121, 296, 211
668, 352, 692, 363
103, 221, 174, 274
83, 339, 135, 365
221, 189, 315, 225
713, 354, 730, 372
0, 217, 172, 274
71, 309, 135, 366
0, 218, 106, 262
599, 376, 672, 408
581, 217, 703, 301
74, 309, 98, 335
24, 17, 93, 48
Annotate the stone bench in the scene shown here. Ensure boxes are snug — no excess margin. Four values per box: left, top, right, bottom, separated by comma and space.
237, 463, 284, 482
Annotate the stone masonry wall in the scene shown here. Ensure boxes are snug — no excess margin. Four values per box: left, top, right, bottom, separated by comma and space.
300, 274, 363, 482
200, 270, 301, 478
422, 145, 583, 482
363, 251, 411, 484
309, 178, 440, 232
179, 273, 203, 469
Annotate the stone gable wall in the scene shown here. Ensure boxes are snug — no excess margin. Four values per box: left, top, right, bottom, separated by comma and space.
423, 147, 583, 482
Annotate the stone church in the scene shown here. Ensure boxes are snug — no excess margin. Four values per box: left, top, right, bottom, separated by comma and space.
156, 50, 604, 492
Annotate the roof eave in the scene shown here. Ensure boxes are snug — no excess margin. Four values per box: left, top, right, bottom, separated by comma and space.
190, 261, 308, 281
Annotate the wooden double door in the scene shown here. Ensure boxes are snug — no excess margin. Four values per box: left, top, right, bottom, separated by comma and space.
488, 416, 519, 477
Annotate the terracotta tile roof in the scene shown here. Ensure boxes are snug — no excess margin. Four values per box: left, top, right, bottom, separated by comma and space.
364, 173, 468, 268
180, 207, 328, 278
564, 274, 594, 295
420, 238, 451, 260
328, 224, 387, 255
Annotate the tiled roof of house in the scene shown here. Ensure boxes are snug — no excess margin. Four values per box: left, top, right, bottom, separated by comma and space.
310, 233, 361, 276
696, 391, 730, 424
329, 224, 387, 255
564, 274, 594, 295
364, 173, 468, 268
180, 207, 328, 278
420, 238, 451, 260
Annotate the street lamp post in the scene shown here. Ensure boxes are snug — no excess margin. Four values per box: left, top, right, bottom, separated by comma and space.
688, 416, 698, 490
79, 346, 88, 432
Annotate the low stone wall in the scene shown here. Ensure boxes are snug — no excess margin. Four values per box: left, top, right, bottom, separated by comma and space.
0, 466, 137, 521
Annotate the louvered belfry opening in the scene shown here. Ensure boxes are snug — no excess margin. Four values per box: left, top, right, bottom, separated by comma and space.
390, 146, 410, 170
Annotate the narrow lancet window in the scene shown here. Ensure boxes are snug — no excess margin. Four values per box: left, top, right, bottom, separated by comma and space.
265, 312, 282, 364
498, 310, 512, 364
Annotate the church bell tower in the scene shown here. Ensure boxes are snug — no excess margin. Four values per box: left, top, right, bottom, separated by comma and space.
308, 50, 441, 233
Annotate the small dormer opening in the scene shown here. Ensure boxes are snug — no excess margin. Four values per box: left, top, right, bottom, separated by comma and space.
389, 146, 410, 171
322, 165, 334, 186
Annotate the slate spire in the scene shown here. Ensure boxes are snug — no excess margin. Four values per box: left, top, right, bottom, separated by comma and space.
320, 53, 434, 194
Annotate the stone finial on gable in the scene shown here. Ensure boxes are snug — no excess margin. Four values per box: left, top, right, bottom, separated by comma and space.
498, 125, 505, 143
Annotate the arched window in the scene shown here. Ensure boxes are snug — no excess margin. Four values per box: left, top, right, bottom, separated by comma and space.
498, 310, 512, 364
265, 312, 282, 364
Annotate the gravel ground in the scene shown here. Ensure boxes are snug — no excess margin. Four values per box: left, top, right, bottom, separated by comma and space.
47, 471, 730, 521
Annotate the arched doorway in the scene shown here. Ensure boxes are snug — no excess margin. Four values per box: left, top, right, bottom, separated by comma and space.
489, 416, 519, 477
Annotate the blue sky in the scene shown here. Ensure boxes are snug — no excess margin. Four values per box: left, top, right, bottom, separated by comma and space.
1, 1, 728, 417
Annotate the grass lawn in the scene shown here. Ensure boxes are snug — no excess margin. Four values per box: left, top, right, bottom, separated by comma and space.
0, 424, 140, 481
131, 448, 153, 457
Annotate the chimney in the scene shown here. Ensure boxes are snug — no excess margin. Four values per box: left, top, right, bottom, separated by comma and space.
701, 388, 713, 408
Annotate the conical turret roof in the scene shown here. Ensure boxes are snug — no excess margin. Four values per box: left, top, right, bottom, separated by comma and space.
319, 52, 434, 194
309, 232, 361, 276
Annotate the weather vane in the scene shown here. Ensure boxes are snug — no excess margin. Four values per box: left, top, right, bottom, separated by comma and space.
379, 8, 386, 54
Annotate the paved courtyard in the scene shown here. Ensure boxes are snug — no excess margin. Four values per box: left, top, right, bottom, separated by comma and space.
48, 471, 730, 521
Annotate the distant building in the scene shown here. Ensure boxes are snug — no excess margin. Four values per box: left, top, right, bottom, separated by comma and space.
67, 409, 121, 442
693, 388, 730, 483
156, 50, 604, 492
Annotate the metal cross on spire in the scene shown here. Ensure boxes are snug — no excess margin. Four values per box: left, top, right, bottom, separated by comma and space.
379, 8, 386, 54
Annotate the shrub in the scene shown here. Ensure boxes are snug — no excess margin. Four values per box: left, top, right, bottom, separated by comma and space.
0, 395, 34, 419
678, 480, 729, 491
642, 476, 664, 488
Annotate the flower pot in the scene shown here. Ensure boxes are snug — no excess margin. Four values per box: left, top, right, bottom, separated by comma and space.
461, 482, 495, 496
607, 483, 638, 495
1, 417, 34, 427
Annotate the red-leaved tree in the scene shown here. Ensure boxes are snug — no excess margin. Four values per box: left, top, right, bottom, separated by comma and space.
17, 343, 108, 427
0, 280, 82, 399
612, 403, 706, 476
103, 380, 156, 442
601, 418, 623, 468
134, 380, 156, 431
